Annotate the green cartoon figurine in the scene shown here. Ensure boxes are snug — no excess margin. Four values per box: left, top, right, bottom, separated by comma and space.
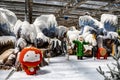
73, 35, 89, 60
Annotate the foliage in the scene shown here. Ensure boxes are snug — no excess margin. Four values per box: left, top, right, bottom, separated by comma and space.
117, 29, 120, 36
97, 52, 120, 80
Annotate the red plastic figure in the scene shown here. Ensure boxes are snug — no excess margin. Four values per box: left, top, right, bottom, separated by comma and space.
96, 48, 108, 59
19, 47, 42, 75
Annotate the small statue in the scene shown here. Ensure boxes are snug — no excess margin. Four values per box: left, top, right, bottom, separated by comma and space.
19, 47, 42, 75
73, 36, 89, 60
96, 47, 107, 59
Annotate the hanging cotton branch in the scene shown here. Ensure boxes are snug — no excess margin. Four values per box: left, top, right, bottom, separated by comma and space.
97, 51, 120, 80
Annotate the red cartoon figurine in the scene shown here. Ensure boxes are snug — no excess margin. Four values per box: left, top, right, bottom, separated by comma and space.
96, 47, 107, 59
19, 47, 42, 75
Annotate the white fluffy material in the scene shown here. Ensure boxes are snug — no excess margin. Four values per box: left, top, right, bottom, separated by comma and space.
34, 19, 49, 43
0, 8, 17, 28
57, 25, 68, 38
82, 26, 89, 33
81, 26, 91, 38
0, 11, 7, 24
105, 31, 119, 39
101, 14, 118, 25
16, 37, 27, 49
20, 21, 37, 43
67, 30, 80, 37
82, 32, 90, 38
0, 36, 16, 45
79, 15, 100, 28
84, 45, 93, 50
20, 21, 31, 35
14, 20, 48, 45
34, 14, 58, 28
23, 51, 40, 62
98, 22, 104, 28
67, 30, 80, 48
34, 20, 48, 33
13, 20, 23, 38
50, 38, 61, 48
69, 26, 77, 31
84, 34, 97, 46
29, 31, 36, 43
37, 32, 49, 42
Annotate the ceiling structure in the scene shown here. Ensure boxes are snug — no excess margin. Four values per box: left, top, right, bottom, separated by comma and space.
0, 0, 120, 27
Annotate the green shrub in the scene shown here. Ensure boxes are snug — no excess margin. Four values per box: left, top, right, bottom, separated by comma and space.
117, 29, 120, 35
